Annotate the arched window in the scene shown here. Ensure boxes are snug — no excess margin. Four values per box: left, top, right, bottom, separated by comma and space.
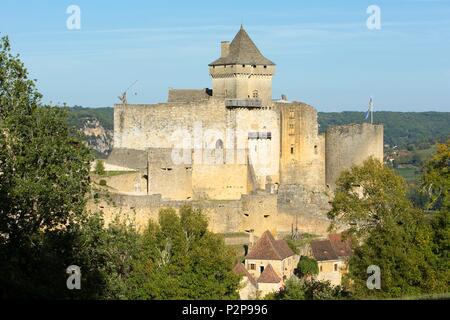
215, 139, 224, 150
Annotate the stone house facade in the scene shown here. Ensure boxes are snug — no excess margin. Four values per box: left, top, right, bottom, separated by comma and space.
310, 233, 352, 286
234, 230, 299, 299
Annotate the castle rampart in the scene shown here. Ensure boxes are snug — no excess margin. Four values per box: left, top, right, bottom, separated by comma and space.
101, 26, 384, 237
325, 123, 384, 190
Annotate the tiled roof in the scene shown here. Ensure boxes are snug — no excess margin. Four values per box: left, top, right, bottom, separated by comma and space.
246, 231, 294, 261
233, 263, 257, 287
310, 240, 339, 262
257, 264, 282, 284
329, 233, 352, 258
209, 26, 275, 66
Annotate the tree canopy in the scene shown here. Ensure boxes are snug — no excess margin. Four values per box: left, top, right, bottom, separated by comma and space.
297, 256, 319, 279
421, 139, 450, 211
125, 206, 241, 300
328, 156, 449, 298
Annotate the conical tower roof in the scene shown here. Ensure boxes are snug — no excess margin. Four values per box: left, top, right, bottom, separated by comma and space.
209, 26, 275, 66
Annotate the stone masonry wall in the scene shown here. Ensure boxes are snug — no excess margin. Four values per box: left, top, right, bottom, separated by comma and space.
325, 123, 384, 190
276, 102, 325, 189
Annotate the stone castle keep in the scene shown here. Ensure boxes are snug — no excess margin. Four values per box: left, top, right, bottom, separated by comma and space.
99, 26, 384, 236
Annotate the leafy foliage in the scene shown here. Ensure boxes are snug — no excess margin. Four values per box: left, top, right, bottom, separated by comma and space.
0, 36, 92, 244
125, 206, 241, 300
268, 277, 349, 300
421, 139, 450, 211
95, 160, 105, 176
297, 256, 319, 278
0, 36, 93, 298
328, 156, 450, 298
328, 157, 410, 240
68, 106, 114, 131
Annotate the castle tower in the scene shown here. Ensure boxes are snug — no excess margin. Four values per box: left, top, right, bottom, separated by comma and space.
209, 26, 276, 107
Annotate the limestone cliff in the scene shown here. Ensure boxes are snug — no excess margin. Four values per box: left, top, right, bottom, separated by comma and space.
81, 119, 113, 156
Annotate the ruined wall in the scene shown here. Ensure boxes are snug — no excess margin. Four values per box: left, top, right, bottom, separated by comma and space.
276, 102, 325, 189
147, 148, 193, 200
325, 123, 384, 190
113, 98, 228, 151
90, 191, 331, 237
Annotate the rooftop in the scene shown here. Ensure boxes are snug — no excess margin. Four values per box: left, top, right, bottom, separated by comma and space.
310, 233, 353, 262
246, 230, 294, 261
329, 233, 353, 258
209, 25, 275, 67
233, 263, 257, 287
310, 240, 339, 262
257, 264, 282, 284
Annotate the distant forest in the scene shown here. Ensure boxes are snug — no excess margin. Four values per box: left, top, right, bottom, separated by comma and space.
68, 106, 114, 130
68, 107, 449, 150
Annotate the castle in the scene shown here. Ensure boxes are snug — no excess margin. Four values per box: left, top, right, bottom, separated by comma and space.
99, 26, 384, 237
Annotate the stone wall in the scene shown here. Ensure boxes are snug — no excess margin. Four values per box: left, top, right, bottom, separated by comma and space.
113, 98, 228, 151
147, 148, 193, 200
168, 88, 212, 103
235, 108, 280, 189
277, 102, 325, 189
95, 172, 146, 195
192, 163, 248, 200
209, 65, 275, 107
107, 148, 148, 170
90, 190, 331, 237
325, 123, 384, 190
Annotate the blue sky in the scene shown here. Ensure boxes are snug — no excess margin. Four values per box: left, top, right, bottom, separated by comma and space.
1, 0, 449, 112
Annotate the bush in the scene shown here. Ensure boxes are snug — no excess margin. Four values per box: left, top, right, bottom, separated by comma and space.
297, 256, 319, 278
95, 160, 105, 176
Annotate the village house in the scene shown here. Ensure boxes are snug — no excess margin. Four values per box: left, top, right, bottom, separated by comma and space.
233, 230, 299, 299
310, 234, 352, 286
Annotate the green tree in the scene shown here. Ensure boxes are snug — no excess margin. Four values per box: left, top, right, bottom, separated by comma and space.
126, 206, 241, 300
421, 139, 450, 211
268, 277, 348, 300
348, 209, 444, 298
0, 36, 92, 244
95, 160, 106, 176
0, 36, 92, 298
328, 158, 448, 298
297, 256, 319, 279
328, 157, 411, 241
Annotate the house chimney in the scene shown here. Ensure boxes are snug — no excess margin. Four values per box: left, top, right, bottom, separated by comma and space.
221, 41, 230, 58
